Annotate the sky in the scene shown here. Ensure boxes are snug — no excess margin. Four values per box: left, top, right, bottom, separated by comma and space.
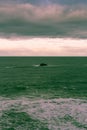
0, 0, 87, 56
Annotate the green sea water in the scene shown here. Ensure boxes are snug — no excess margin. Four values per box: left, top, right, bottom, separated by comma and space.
0, 57, 87, 99
0, 57, 87, 130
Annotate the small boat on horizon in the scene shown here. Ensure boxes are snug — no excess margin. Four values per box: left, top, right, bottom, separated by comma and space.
33, 63, 48, 67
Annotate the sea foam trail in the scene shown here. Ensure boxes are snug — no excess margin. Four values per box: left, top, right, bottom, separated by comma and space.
0, 97, 87, 130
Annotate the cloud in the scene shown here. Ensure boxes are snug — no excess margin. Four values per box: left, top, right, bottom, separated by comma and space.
1, 43, 87, 56
0, 49, 35, 56
0, 38, 87, 56
0, 3, 87, 38
1, 0, 87, 5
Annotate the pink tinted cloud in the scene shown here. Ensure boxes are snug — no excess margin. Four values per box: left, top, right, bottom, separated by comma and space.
0, 38, 87, 56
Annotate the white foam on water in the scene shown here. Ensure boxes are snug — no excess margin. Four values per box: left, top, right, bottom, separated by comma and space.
5, 66, 15, 69
33, 64, 40, 67
0, 97, 87, 130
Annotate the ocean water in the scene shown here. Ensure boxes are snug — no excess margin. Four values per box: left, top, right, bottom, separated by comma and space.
0, 57, 87, 129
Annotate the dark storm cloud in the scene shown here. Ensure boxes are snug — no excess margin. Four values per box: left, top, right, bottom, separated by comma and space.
0, 3, 87, 38
1, 0, 87, 5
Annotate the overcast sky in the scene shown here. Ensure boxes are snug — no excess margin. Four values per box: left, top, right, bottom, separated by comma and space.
0, 0, 87, 56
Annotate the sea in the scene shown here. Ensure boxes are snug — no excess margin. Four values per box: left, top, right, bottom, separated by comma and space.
0, 57, 87, 130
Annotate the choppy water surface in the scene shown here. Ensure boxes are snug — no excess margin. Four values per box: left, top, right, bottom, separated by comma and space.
0, 57, 87, 129
0, 97, 87, 130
